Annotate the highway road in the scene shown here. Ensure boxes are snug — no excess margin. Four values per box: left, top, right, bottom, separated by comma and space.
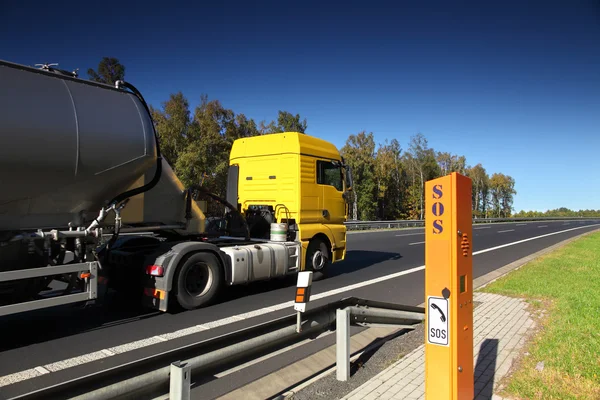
1, 219, 599, 399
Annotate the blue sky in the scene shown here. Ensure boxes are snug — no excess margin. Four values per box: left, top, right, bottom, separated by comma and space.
1, 0, 598, 212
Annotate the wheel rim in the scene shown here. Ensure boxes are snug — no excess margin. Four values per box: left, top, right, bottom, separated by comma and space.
184, 262, 213, 297
312, 250, 326, 271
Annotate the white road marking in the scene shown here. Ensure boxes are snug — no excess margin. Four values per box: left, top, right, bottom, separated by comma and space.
349, 228, 423, 235
516, 224, 527, 226
395, 232, 425, 237
538, 225, 548, 228
409, 241, 425, 245
497, 229, 515, 233
2, 223, 598, 387
34, 367, 50, 375
42, 350, 112, 373
474, 226, 491, 230
472, 224, 598, 256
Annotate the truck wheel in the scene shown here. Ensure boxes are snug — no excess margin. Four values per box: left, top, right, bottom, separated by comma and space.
172, 252, 223, 310
305, 238, 330, 281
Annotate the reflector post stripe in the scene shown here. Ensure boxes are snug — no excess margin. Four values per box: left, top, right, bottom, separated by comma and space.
295, 286, 311, 304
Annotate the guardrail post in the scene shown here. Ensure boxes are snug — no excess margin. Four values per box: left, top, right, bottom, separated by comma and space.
170, 361, 191, 400
336, 308, 351, 381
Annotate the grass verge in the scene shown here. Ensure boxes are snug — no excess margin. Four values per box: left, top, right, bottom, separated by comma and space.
480, 230, 600, 399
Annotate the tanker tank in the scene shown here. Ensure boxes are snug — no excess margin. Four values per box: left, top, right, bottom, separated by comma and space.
0, 60, 158, 232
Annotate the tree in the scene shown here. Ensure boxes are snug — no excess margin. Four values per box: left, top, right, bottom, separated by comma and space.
514, 208, 600, 217
260, 111, 308, 134
174, 95, 262, 216
150, 92, 192, 166
277, 111, 308, 133
404, 133, 441, 219
436, 152, 467, 176
488, 173, 516, 217
466, 163, 490, 218
375, 139, 404, 219
178, 96, 236, 196
150, 92, 263, 216
341, 131, 378, 221
88, 57, 125, 85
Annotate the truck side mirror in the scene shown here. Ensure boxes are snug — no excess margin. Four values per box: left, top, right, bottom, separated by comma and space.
344, 166, 353, 192
342, 191, 353, 203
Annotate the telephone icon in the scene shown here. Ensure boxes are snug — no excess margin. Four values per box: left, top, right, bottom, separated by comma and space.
431, 303, 446, 322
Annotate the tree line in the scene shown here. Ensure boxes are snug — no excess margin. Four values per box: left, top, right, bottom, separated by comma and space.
340, 131, 517, 220
513, 208, 600, 218
88, 57, 518, 220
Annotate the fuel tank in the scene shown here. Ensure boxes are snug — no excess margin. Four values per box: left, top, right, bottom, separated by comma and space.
0, 60, 157, 231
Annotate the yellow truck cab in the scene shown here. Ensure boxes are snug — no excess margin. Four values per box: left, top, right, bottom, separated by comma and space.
227, 132, 353, 277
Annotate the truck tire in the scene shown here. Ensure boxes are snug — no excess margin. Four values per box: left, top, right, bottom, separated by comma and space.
172, 252, 223, 310
305, 238, 330, 281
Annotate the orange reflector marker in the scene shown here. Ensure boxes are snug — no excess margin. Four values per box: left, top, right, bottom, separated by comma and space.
293, 271, 313, 313
79, 272, 91, 279
425, 172, 474, 400
144, 288, 166, 300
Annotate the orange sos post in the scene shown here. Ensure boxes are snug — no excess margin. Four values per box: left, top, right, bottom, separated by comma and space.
425, 172, 473, 400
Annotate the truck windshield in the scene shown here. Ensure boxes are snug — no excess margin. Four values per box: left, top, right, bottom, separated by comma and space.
317, 160, 343, 192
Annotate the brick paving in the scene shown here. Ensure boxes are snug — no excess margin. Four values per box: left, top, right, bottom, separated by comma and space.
341, 292, 535, 400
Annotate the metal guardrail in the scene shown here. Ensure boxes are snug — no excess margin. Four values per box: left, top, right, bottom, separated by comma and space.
10, 297, 425, 400
344, 217, 600, 231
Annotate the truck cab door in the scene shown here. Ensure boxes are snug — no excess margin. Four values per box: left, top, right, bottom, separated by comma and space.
317, 160, 345, 224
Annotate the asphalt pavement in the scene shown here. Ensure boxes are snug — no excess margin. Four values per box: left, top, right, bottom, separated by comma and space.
1, 219, 599, 399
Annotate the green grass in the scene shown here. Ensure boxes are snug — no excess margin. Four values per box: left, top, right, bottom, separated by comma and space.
481, 230, 600, 400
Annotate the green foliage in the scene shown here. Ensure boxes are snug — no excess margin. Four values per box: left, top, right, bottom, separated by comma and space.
489, 173, 517, 217
341, 132, 378, 221
436, 152, 466, 175
149, 92, 263, 216
150, 92, 191, 166
87, 57, 125, 85
260, 111, 307, 134
466, 164, 490, 217
401, 133, 440, 219
514, 208, 600, 218
481, 232, 600, 399
374, 139, 405, 219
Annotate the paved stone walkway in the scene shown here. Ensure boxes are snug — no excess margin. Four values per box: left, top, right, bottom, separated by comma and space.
341, 292, 536, 400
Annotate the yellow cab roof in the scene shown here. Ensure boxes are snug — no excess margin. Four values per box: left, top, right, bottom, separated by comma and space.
230, 132, 341, 161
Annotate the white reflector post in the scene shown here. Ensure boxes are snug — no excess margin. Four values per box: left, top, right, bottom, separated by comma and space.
294, 271, 313, 313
